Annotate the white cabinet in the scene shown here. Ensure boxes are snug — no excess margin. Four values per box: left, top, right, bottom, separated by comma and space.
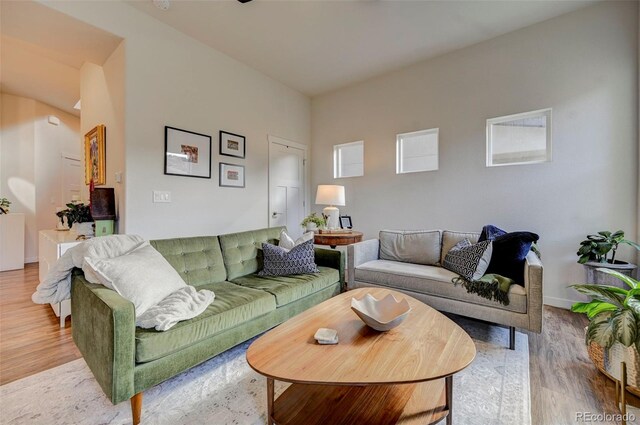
39, 230, 82, 327
0, 213, 25, 271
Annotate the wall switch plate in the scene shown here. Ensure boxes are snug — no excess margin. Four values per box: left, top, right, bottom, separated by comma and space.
115, 172, 122, 183
153, 191, 171, 203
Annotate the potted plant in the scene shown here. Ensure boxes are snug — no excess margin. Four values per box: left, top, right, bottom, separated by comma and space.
571, 269, 640, 395
56, 203, 93, 236
0, 198, 10, 214
300, 212, 326, 232
577, 230, 639, 287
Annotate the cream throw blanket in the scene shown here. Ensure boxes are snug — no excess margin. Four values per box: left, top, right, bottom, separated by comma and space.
32, 235, 215, 331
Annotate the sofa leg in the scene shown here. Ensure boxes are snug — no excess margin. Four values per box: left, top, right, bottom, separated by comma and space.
131, 392, 143, 425
509, 326, 515, 350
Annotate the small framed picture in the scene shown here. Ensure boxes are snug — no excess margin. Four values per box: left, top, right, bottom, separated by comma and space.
220, 131, 246, 158
340, 215, 353, 229
164, 126, 212, 179
219, 163, 245, 188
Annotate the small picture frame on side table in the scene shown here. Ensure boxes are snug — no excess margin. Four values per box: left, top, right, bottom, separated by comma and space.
340, 215, 353, 229
219, 163, 245, 188
220, 131, 246, 158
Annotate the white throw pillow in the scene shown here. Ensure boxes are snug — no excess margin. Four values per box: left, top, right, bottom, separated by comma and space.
85, 241, 187, 317
278, 229, 315, 252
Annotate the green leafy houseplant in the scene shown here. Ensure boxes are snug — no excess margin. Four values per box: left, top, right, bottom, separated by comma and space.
0, 197, 10, 214
56, 203, 92, 228
577, 230, 640, 264
300, 212, 326, 229
571, 269, 640, 351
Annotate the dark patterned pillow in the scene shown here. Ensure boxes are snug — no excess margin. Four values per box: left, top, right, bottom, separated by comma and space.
259, 239, 319, 276
443, 239, 493, 281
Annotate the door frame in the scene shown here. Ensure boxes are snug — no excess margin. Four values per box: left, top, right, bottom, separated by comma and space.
267, 135, 309, 229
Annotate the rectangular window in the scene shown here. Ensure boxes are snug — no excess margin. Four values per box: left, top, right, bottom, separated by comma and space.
333, 141, 364, 178
486, 108, 552, 167
396, 128, 438, 174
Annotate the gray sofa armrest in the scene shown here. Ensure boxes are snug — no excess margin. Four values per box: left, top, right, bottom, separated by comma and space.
347, 239, 380, 289
524, 251, 543, 333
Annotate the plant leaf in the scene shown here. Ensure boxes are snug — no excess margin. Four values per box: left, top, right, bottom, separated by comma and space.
596, 268, 638, 289
587, 303, 618, 319
613, 309, 637, 347
570, 284, 626, 306
571, 301, 598, 314
587, 311, 615, 348
622, 240, 640, 251
598, 231, 612, 238
625, 297, 640, 316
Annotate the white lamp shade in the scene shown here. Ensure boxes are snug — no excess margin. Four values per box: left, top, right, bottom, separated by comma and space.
315, 185, 345, 206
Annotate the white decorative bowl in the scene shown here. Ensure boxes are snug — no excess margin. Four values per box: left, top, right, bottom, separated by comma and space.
350, 293, 411, 331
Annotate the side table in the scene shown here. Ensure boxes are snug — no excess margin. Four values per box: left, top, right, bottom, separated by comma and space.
313, 231, 363, 249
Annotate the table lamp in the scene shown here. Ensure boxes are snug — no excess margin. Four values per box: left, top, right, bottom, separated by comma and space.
315, 185, 345, 230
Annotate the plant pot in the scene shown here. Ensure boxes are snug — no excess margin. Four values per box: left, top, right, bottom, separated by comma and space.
306, 223, 318, 232
583, 261, 637, 288
72, 222, 94, 237
588, 338, 640, 397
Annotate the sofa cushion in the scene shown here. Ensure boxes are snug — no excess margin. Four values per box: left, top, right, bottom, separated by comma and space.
379, 230, 441, 266
150, 236, 227, 287
134, 281, 276, 363
231, 266, 339, 307
259, 240, 319, 276
85, 242, 187, 317
354, 260, 526, 313
219, 227, 284, 280
440, 231, 480, 264
442, 239, 493, 281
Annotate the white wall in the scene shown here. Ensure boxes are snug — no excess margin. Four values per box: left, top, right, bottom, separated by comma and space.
311, 2, 639, 308
43, 0, 311, 239
0, 93, 81, 262
80, 41, 126, 231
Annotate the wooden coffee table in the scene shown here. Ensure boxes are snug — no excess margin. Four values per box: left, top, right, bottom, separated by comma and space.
246, 287, 476, 425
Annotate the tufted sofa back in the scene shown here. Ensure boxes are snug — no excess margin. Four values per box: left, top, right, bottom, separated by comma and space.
150, 236, 227, 287
219, 227, 284, 280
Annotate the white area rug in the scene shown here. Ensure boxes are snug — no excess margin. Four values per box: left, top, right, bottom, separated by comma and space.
0, 316, 530, 425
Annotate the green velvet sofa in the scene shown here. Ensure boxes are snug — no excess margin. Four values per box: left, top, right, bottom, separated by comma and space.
70, 226, 343, 424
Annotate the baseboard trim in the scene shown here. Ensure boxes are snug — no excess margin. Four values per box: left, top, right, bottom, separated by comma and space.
25, 256, 38, 264
544, 296, 579, 310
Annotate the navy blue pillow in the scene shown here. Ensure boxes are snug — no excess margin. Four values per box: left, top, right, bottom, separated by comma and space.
480, 225, 539, 284
479, 224, 506, 242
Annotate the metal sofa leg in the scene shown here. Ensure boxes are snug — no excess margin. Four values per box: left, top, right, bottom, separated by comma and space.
131, 392, 143, 425
509, 326, 516, 350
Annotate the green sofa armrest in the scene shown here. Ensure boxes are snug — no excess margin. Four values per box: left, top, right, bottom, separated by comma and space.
71, 269, 136, 404
314, 247, 345, 289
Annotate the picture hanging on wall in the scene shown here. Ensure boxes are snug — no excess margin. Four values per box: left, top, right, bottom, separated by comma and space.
164, 126, 212, 179
84, 124, 106, 185
219, 163, 245, 188
219, 131, 246, 158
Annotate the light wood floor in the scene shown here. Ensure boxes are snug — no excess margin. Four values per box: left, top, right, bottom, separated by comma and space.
0, 263, 80, 385
0, 263, 635, 423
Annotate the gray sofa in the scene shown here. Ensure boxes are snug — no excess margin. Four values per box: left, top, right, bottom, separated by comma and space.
347, 230, 543, 349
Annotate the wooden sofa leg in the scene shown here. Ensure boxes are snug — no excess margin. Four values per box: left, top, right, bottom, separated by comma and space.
131, 392, 143, 425
509, 326, 515, 350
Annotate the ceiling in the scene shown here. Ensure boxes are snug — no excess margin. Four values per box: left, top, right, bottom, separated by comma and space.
128, 0, 598, 96
0, 1, 122, 116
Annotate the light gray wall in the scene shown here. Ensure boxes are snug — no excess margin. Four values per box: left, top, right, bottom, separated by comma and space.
45, 0, 311, 239
311, 1, 639, 308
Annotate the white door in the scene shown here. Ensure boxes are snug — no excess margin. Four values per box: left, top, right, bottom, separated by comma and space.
61, 154, 82, 203
269, 137, 306, 239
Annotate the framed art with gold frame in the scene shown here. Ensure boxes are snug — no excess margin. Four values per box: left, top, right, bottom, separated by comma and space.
84, 124, 106, 185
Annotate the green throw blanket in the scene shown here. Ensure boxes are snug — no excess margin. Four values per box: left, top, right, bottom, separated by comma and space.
453, 273, 515, 306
